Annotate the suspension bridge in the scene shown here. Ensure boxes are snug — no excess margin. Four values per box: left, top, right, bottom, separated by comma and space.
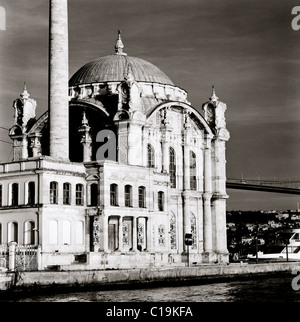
226, 178, 300, 195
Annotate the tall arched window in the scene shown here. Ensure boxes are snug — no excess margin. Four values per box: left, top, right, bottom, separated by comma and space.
8, 222, 18, 243
90, 183, 98, 206
169, 147, 176, 188
158, 191, 164, 211
124, 185, 132, 207
110, 184, 118, 206
24, 220, 35, 245
147, 144, 155, 168
11, 183, 19, 206
76, 184, 84, 206
190, 151, 197, 190
28, 182, 35, 205
63, 182, 71, 205
138, 186, 146, 208
50, 181, 58, 204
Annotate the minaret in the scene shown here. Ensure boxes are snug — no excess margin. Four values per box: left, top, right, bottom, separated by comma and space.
49, 0, 69, 160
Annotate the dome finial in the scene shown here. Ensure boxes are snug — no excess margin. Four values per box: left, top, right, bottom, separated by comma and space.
115, 30, 127, 56
20, 81, 30, 99
210, 85, 219, 102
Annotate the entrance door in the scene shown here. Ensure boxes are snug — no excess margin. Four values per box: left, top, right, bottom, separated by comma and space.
108, 224, 116, 251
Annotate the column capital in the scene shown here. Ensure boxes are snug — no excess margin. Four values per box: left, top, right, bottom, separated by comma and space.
203, 192, 213, 200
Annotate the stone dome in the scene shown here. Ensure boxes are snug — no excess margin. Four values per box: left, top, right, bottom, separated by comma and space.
69, 54, 174, 87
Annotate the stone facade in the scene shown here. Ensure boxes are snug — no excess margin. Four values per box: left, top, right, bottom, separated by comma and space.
0, 0, 230, 270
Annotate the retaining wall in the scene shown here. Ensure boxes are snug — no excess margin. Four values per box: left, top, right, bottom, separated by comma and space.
1, 262, 300, 294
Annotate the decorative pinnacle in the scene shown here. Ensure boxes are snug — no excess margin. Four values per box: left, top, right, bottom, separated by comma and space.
115, 30, 127, 56
20, 82, 30, 99
210, 85, 219, 102
82, 111, 89, 126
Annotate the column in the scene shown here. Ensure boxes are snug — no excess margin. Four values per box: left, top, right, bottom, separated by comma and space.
49, 0, 69, 160
161, 131, 169, 173
118, 216, 123, 251
8, 242, 17, 272
203, 136, 213, 253
132, 217, 137, 251
183, 142, 190, 190
103, 216, 109, 251
127, 123, 142, 166
146, 217, 150, 251
182, 194, 190, 252
21, 133, 28, 159
85, 214, 90, 252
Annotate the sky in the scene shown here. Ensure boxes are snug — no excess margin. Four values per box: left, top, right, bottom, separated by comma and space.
0, 0, 300, 211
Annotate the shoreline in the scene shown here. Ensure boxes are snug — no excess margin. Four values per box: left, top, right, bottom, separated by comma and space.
1, 261, 299, 300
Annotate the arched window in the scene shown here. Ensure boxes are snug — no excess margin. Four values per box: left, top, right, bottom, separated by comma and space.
11, 183, 19, 206
76, 184, 84, 206
138, 186, 146, 208
110, 184, 118, 206
50, 181, 58, 204
147, 144, 155, 168
90, 183, 98, 206
190, 151, 197, 190
28, 182, 35, 205
190, 213, 197, 250
158, 191, 164, 211
124, 185, 132, 207
8, 222, 18, 243
63, 182, 71, 205
170, 213, 177, 250
169, 147, 176, 188
24, 220, 35, 245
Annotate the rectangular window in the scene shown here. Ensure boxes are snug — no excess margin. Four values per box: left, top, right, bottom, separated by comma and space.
63, 183, 71, 205
170, 148, 176, 188
110, 184, 118, 206
138, 186, 146, 208
28, 182, 35, 205
90, 184, 98, 206
124, 185, 132, 207
11, 183, 19, 206
158, 191, 164, 211
50, 182, 58, 204
76, 184, 84, 206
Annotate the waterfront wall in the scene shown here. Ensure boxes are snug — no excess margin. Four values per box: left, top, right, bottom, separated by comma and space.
1, 262, 300, 293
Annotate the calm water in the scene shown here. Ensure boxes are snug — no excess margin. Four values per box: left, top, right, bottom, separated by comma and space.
6, 275, 300, 302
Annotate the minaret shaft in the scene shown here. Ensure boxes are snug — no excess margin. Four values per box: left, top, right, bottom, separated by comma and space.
49, 0, 69, 160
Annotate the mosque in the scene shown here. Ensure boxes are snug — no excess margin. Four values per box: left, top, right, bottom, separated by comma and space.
0, 0, 230, 270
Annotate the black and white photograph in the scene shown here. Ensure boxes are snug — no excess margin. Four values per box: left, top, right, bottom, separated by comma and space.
0, 0, 300, 309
